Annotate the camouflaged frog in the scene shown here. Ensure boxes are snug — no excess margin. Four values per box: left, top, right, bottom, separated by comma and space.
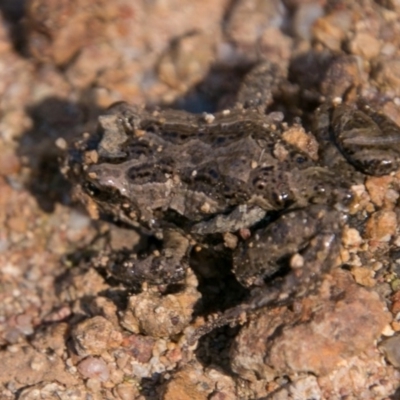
65, 62, 400, 329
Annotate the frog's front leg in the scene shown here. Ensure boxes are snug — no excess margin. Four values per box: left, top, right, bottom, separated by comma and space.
234, 205, 343, 302
102, 228, 189, 287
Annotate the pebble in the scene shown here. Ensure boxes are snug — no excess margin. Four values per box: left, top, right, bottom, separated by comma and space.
365, 210, 397, 241
379, 334, 400, 368
72, 316, 122, 356
77, 356, 110, 382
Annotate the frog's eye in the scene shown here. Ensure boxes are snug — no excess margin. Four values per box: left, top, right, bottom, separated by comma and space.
295, 155, 307, 164
271, 189, 294, 209
272, 191, 289, 206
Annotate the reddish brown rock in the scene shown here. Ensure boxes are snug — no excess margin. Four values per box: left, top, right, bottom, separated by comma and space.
266, 274, 390, 376
162, 365, 236, 400
390, 291, 400, 314
350, 266, 376, 288
347, 31, 381, 60
121, 334, 155, 364
231, 270, 391, 378
163, 370, 209, 400
312, 10, 351, 51
0, 149, 21, 176
365, 175, 398, 209
365, 210, 397, 242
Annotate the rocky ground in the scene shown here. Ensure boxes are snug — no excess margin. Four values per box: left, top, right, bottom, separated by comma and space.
1, 0, 400, 399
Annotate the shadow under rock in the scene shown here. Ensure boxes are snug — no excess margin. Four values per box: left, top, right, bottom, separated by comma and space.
16, 95, 103, 212
391, 386, 400, 400
0, 0, 25, 21
0, 0, 27, 53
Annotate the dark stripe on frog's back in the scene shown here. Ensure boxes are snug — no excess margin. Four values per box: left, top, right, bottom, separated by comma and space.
138, 108, 281, 148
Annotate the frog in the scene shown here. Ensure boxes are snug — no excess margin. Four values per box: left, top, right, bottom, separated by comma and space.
64, 61, 400, 338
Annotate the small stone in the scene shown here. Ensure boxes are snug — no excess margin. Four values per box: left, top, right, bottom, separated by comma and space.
31, 323, 69, 357
365, 175, 398, 209
84, 150, 99, 164
391, 291, 400, 314
0, 149, 21, 176
382, 324, 396, 337
77, 356, 110, 382
55, 137, 68, 150
72, 316, 122, 356
122, 334, 155, 364
379, 334, 400, 368
223, 232, 238, 249
348, 32, 381, 60
365, 210, 397, 241
224, 0, 285, 46
203, 113, 215, 124
351, 266, 376, 287
349, 184, 372, 214
290, 253, 304, 269
391, 321, 400, 332
273, 143, 289, 162
114, 382, 140, 400
121, 275, 200, 338
162, 366, 212, 400
200, 202, 211, 213
282, 126, 319, 160
342, 226, 363, 248
312, 11, 351, 51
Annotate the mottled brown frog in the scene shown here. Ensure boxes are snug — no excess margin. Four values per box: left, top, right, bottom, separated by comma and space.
64, 63, 400, 335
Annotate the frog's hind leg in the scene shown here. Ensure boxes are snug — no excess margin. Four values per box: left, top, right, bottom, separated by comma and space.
186, 206, 343, 345
246, 230, 339, 310
234, 205, 342, 290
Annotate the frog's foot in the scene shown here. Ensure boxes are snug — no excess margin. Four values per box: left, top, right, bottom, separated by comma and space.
98, 229, 190, 287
